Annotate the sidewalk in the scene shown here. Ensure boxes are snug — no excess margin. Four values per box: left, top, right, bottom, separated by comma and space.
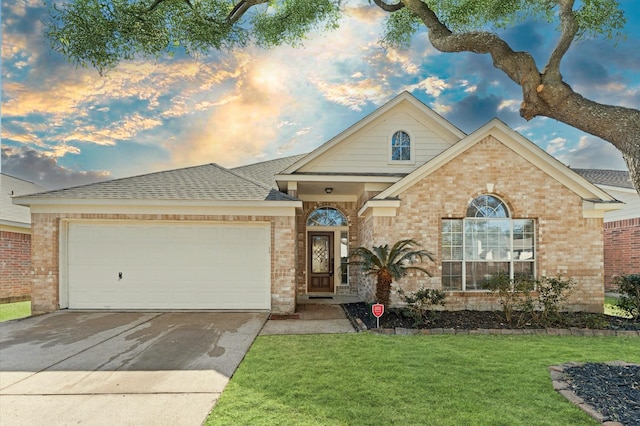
259, 296, 360, 335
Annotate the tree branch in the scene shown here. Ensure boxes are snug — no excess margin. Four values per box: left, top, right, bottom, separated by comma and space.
543, 0, 578, 80
227, 0, 269, 25
372, 0, 404, 12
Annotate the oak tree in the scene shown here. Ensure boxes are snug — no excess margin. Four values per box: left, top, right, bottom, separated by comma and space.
46, 0, 640, 191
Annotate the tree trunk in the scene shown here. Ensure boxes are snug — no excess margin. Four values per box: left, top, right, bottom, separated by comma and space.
376, 270, 394, 306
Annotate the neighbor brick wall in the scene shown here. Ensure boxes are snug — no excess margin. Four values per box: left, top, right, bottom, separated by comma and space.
360, 136, 605, 312
604, 218, 640, 290
30, 213, 297, 315
0, 230, 32, 303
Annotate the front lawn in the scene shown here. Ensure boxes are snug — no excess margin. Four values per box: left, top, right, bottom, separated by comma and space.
207, 334, 639, 425
0, 301, 31, 322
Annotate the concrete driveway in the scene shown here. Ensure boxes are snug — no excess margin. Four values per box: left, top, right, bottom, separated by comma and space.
0, 311, 268, 426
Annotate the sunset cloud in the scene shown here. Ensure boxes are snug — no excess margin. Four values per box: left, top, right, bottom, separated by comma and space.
1, 0, 637, 187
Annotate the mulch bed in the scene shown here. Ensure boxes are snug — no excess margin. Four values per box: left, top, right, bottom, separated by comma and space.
342, 302, 640, 331
343, 302, 640, 425
561, 363, 640, 425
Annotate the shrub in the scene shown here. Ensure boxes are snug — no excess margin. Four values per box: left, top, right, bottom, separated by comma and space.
531, 275, 575, 326
397, 287, 447, 326
483, 273, 574, 327
482, 272, 534, 325
614, 274, 640, 320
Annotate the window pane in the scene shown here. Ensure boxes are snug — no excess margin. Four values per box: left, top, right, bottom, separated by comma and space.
513, 219, 535, 260
465, 219, 510, 260
465, 262, 509, 290
513, 261, 534, 279
442, 262, 462, 290
442, 219, 463, 260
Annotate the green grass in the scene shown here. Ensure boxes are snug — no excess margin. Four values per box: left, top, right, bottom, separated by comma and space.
0, 301, 31, 322
207, 334, 640, 425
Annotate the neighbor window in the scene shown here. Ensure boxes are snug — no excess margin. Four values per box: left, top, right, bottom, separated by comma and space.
442, 195, 535, 291
391, 131, 411, 161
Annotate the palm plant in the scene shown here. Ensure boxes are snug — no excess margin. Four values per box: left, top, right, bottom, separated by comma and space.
350, 239, 434, 306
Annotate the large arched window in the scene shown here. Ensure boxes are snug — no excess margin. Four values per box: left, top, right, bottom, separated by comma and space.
442, 195, 535, 291
307, 207, 348, 227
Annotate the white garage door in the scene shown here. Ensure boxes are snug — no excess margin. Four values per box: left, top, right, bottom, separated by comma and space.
66, 222, 271, 310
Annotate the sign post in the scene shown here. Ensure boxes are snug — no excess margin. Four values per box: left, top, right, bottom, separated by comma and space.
372, 303, 384, 329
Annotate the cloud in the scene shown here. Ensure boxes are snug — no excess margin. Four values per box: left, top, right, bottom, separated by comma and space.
407, 76, 450, 97
545, 137, 567, 155
1, 146, 110, 189
554, 135, 628, 170
161, 52, 305, 168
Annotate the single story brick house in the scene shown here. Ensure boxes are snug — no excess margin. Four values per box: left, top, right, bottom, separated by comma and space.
14, 92, 622, 315
573, 169, 639, 290
1, 174, 47, 303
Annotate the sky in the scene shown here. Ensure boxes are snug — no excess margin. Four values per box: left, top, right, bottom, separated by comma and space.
2, 0, 639, 190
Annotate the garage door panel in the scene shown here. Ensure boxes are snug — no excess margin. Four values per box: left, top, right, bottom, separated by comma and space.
67, 223, 271, 310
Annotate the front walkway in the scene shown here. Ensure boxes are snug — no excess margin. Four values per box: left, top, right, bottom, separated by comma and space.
259, 295, 361, 335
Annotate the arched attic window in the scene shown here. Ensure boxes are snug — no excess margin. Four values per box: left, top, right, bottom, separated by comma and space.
391, 130, 411, 161
307, 207, 348, 227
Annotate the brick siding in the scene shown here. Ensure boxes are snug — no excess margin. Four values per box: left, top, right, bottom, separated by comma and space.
0, 230, 32, 303
358, 136, 605, 313
604, 218, 640, 289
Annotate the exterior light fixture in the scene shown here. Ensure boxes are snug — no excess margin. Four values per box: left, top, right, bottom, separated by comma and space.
325, 187, 333, 194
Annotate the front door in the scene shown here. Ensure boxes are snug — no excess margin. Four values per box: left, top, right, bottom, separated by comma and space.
308, 232, 334, 293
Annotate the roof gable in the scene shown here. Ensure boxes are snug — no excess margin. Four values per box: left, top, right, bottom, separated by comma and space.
280, 92, 466, 177
375, 119, 619, 203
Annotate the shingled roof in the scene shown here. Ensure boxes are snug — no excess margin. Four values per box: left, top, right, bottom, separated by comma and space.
15, 163, 297, 202
572, 169, 634, 190
231, 154, 306, 187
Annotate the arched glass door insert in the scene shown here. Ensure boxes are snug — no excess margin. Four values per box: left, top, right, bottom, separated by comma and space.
307, 207, 347, 227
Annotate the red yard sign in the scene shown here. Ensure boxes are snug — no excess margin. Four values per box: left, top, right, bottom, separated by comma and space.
372, 303, 384, 318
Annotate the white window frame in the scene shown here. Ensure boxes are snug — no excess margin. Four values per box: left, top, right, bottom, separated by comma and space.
388, 130, 415, 164
441, 195, 536, 291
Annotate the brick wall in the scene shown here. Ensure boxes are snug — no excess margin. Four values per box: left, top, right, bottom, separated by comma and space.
30, 213, 297, 315
604, 218, 640, 290
0, 230, 32, 303
360, 136, 605, 312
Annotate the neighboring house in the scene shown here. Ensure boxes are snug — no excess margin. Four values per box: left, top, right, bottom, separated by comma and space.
1, 174, 47, 303
573, 169, 640, 290
13, 92, 622, 315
